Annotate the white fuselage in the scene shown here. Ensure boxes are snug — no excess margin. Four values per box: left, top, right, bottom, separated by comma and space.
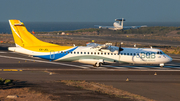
8, 46, 172, 65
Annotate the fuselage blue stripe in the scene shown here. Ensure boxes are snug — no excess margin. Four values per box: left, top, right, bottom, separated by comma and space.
33, 47, 78, 60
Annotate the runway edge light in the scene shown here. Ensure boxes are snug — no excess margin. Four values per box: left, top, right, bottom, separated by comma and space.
126, 77, 129, 82
154, 72, 157, 76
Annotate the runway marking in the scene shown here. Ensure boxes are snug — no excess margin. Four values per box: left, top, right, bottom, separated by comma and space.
2, 69, 22, 71
0, 52, 8, 53
0, 55, 89, 69
103, 65, 180, 70
166, 63, 180, 66
0, 54, 179, 70
171, 59, 180, 61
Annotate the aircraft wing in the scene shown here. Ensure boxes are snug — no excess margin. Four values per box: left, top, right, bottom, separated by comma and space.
94, 25, 115, 29
86, 43, 114, 52
123, 25, 147, 30
87, 42, 111, 49
86, 43, 107, 48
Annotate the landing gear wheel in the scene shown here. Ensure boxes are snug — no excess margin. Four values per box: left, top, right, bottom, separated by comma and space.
94, 63, 102, 67
159, 63, 164, 68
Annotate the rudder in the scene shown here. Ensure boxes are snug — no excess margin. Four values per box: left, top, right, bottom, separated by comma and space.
9, 20, 58, 47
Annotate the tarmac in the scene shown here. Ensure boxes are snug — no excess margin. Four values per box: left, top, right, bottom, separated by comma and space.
0, 51, 180, 101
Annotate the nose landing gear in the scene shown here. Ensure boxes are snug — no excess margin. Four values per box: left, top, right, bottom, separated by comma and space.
159, 63, 164, 67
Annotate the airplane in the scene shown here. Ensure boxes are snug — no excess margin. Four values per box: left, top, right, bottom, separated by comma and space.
95, 18, 147, 30
8, 20, 172, 67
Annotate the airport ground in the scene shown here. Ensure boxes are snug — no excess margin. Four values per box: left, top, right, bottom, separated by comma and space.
0, 33, 180, 101
0, 50, 180, 101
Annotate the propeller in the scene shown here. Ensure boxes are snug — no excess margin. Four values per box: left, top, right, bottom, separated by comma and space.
118, 42, 124, 55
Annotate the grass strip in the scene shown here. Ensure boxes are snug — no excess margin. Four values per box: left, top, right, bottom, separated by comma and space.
60, 80, 155, 101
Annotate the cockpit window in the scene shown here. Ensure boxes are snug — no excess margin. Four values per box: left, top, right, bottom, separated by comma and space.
157, 51, 164, 54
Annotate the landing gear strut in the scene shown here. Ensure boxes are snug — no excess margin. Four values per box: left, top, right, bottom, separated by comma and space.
159, 63, 164, 68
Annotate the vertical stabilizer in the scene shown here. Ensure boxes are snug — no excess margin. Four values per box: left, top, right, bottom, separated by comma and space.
9, 20, 24, 47
120, 18, 124, 29
9, 20, 59, 47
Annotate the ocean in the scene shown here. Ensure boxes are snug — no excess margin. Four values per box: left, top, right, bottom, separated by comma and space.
0, 22, 180, 34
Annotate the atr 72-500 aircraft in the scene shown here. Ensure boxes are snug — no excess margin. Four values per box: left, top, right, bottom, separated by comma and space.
95, 18, 147, 30
8, 20, 172, 67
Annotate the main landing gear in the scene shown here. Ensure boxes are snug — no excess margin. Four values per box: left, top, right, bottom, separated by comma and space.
93, 62, 102, 67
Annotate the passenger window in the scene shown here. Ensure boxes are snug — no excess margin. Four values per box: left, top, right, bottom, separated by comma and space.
87, 52, 89, 54
74, 52, 76, 54
94, 52, 96, 55
61, 51, 63, 54
130, 53, 132, 56
77, 52, 79, 54
127, 53, 129, 55
101, 53, 103, 55
84, 52, 86, 54
104, 53, 106, 55
98, 52, 99, 55
81, 52, 83, 54
64, 51, 66, 54
108, 53, 109, 55
114, 53, 116, 55
134, 53, 136, 56
91, 52, 93, 54
111, 53, 113, 55
121, 53, 123, 55
124, 53, 126, 55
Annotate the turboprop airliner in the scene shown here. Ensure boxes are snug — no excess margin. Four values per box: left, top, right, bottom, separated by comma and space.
8, 20, 172, 67
95, 18, 147, 30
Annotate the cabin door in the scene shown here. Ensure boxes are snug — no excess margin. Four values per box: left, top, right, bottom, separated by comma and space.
50, 50, 55, 59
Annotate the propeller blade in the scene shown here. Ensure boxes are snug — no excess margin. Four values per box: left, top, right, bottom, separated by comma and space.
118, 43, 123, 54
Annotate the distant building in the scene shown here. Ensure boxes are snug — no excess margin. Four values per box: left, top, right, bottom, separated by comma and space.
61, 32, 65, 35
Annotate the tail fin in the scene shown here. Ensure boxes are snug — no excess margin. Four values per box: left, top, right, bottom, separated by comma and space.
9, 20, 58, 47
121, 18, 124, 29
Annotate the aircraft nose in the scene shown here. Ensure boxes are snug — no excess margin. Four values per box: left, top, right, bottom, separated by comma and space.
168, 56, 172, 62
165, 55, 172, 62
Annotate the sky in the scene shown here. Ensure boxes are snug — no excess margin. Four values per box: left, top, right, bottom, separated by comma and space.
0, 0, 180, 22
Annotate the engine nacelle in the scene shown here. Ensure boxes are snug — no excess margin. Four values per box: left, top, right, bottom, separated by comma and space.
78, 59, 104, 66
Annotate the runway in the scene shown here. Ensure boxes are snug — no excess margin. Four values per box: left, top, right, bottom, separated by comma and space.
0, 51, 179, 70
0, 51, 180, 101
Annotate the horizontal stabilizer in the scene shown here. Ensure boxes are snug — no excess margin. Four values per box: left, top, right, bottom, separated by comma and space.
14, 22, 24, 26
115, 18, 125, 21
